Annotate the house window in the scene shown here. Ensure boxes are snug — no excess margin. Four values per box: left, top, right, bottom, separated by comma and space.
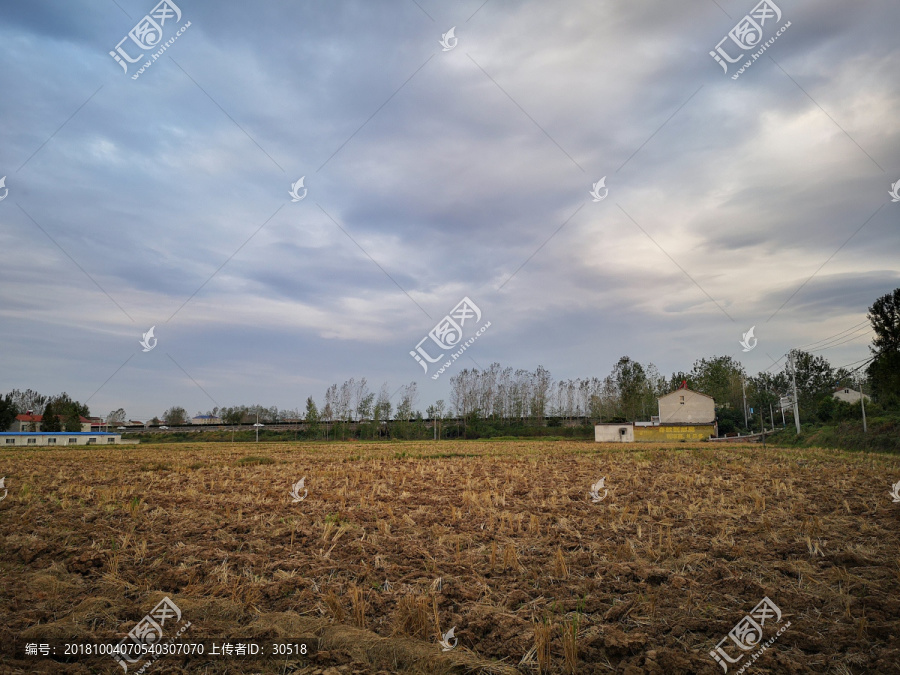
48, 437, 56, 444
5, 438, 14, 444
107, 437, 116, 444
27, 438, 36, 444
87, 438, 97, 444
68, 438, 77, 444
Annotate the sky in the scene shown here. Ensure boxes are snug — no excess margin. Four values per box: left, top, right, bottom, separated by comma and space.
0, 0, 897, 421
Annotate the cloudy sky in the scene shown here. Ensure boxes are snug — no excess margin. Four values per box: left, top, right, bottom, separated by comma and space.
1, 0, 897, 420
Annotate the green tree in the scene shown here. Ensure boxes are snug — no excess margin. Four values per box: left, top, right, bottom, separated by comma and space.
690, 355, 746, 417
373, 385, 392, 439
304, 397, 319, 438
867, 288, 900, 408
786, 349, 836, 421
611, 356, 647, 421
746, 372, 787, 429
63, 409, 83, 432
0, 393, 18, 431
357, 393, 374, 421
395, 382, 417, 421
222, 407, 245, 426
42, 401, 62, 432
163, 406, 187, 425
51, 392, 89, 418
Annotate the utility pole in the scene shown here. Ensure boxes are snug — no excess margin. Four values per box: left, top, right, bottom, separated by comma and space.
789, 351, 801, 435
256, 410, 259, 443
859, 378, 868, 433
741, 378, 748, 431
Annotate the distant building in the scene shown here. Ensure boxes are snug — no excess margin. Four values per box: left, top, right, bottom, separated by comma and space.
657, 383, 715, 424
832, 387, 870, 405
595, 382, 717, 442
191, 415, 221, 425
9, 413, 91, 433
88, 417, 110, 432
0, 432, 138, 446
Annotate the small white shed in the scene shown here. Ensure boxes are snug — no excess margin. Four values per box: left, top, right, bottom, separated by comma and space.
594, 423, 634, 443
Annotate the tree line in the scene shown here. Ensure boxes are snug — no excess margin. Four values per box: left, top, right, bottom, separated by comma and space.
3, 288, 898, 439
0, 390, 90, 433
177, 287, 896, 438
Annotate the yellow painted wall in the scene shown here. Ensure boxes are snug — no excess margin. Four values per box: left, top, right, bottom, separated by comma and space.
633, 424, 715, 441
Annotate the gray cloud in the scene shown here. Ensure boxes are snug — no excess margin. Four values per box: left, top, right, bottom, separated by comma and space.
0, 0, 897, 416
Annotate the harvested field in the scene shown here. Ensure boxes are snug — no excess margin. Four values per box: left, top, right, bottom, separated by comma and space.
1, 440, 899, 674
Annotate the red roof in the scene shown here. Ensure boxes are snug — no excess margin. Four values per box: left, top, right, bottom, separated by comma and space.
15, 414, 91, 423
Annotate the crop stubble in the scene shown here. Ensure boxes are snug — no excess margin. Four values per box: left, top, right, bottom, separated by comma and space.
1, 440, 899, 674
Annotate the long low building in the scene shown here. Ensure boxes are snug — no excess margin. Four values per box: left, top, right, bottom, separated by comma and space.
595, 422, 717, 442
0, 432, 139, 446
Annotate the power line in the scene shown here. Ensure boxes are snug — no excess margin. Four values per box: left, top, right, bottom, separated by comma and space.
834, 355, 875, 373
796, 319, 870, 350
765, 335, 871, 374
764, 355, 786, 374
807, 327, 874, 353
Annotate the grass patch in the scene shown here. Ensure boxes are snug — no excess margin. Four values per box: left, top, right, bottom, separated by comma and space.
236, 455, 275, 465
